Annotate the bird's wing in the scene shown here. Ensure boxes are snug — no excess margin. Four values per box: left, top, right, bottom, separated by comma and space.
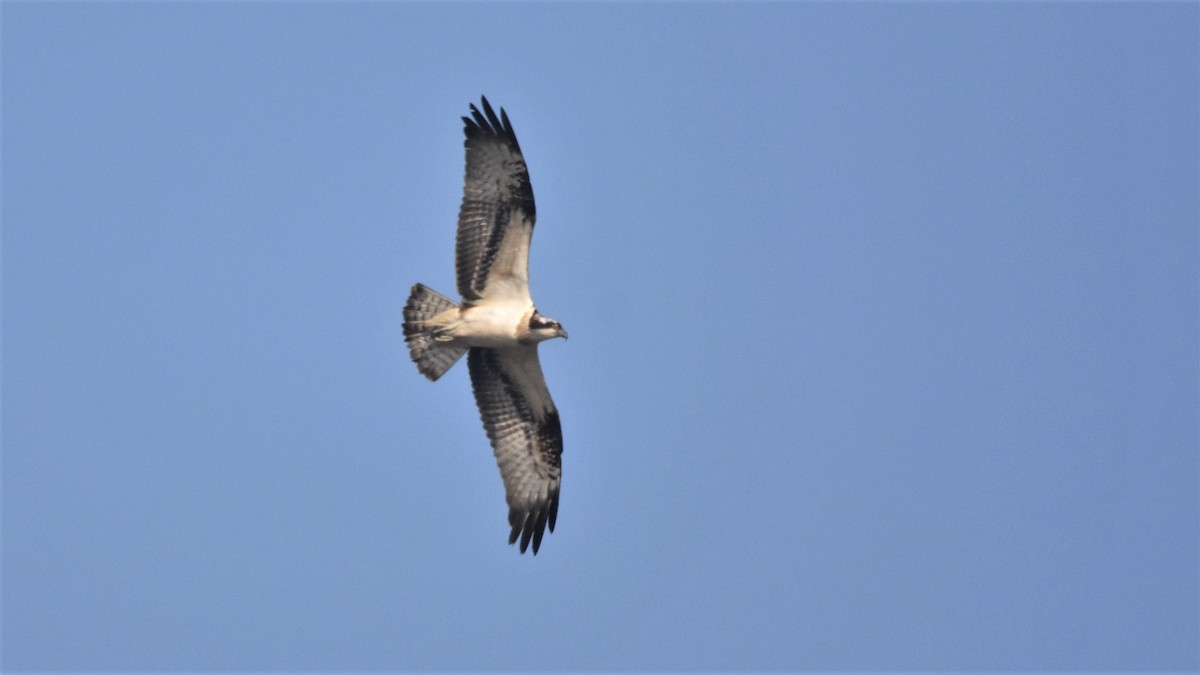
467, 346, 562, 554
455, 97, 537, 306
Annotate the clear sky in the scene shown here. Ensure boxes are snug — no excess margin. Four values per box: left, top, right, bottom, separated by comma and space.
3, 2, 1197, 672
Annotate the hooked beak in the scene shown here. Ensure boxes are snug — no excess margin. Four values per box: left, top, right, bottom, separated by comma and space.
558, 327, 569, 341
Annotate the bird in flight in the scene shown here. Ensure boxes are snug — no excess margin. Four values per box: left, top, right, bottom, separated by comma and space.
402, 97, 568, 555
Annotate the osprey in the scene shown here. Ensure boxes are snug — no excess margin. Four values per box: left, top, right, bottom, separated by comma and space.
402, 97, 567, 555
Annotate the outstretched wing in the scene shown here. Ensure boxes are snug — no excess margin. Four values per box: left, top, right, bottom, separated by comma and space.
455, 97, 537, 306
467, 346, 562, 554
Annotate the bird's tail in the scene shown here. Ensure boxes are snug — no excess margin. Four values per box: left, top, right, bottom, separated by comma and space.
403, 283, 467, 381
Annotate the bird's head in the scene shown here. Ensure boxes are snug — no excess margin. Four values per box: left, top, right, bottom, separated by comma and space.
525, 310, 568, 343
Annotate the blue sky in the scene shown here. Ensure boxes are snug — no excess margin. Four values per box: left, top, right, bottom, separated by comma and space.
3, 2, 1197, 671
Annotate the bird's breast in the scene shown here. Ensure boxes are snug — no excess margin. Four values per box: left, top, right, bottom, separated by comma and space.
456, 302, 530, 348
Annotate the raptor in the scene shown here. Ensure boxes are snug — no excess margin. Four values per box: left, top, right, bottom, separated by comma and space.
402, 97, 567, 555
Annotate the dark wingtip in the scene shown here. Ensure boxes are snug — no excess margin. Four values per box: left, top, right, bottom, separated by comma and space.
462, 96, 521, 151
468, 103, 487, 133
508, 508, 553, 555
518, 516, 534, 553
479, 97, 500, 129
531, 509, 548, 554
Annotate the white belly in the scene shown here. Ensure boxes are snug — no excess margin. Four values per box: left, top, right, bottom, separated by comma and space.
456, 302, 529, 348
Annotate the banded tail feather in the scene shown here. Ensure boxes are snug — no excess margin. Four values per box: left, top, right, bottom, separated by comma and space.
402, 283, 467, 381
